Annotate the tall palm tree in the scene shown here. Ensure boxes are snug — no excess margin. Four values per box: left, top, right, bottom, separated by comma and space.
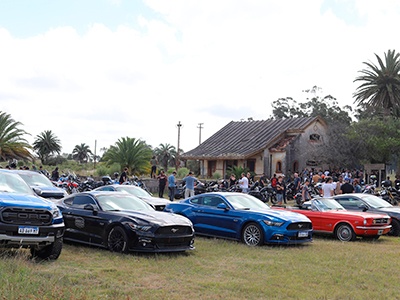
33, 130, 62, 165
103, 137, 152, 176
0, 111, 33, 162
154, 143, 177, 172
72, 143, 93, 163
354, 49, 400, 115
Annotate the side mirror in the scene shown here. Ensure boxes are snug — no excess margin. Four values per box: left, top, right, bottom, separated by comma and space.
84, 204, 98, 215
359, 203, 368, 212
32, 187, 43, 196
217, 203, 229, 210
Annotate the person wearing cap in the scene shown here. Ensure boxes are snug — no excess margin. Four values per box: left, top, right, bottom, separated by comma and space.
340, 177, 354, 194
182, 171, 198, 198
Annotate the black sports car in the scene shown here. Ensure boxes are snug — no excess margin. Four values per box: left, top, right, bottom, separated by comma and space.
333, 193, 400, 236
56, 191, 195, 253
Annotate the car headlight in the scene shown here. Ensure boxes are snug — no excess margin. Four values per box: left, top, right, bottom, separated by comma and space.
127, 222, 153, 232
51, 207, 61, 218
263, 220, 284, 227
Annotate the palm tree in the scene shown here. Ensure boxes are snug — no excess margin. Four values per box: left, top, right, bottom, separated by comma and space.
354, 49, 400, 115
103, 137, 152, 175
0, 111, 33, 162
154, 143, 177, 172
33, 130, 62, 165
72, 143, 93, 163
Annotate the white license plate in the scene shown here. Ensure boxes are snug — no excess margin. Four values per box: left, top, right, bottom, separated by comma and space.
18, 226, 39, 235
378, 229, 383, 235
298, 231, 308, 238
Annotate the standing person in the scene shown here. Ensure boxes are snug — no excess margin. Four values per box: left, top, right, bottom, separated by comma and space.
119, 167, 128, 184
259, 173, 267, 188
341, 177, 355, 194
51, 167, 59, 181
182, 171, 197, 198
353, 178, 362, 193
157, 170, 167, 198
321, 177, 335, 197
276, 176, 285, 205
168, 171, 177, 201
271, 174, 277, 191
238, 173, 249, 193
293, 172, 301, 194
301, 179, 311, 204
150, 156, 157, 179
229, 174, 237, 187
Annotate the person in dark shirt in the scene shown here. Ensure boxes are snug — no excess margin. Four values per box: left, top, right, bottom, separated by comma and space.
340, 177, 354, 194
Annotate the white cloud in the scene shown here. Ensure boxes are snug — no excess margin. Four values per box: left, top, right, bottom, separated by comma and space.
1, 0, 400, 155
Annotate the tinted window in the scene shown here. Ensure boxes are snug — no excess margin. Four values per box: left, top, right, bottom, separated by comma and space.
72, 195, 97, 209
189, 197, 202, 205
202, 196, 224, 207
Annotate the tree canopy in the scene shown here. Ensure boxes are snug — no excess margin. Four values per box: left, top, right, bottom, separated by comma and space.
72, 143, 93, 164
33, 130, 62, 165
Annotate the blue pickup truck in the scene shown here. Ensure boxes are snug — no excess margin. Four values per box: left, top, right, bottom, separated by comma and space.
0, 170, 64, 260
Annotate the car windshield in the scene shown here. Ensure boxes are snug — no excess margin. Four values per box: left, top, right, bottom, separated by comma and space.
0, 172, 35, 195
17, 172, 53, 187
96, 194, 153, 211
360, 195, 392, 208
312, 198, 345, 211
117, 186, 151, 198
225, 194, 270, 210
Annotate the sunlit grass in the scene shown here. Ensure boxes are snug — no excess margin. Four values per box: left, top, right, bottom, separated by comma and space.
1, 236, 400, 299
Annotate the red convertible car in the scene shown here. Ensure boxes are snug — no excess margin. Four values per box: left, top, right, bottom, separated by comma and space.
273, 198, 391, 241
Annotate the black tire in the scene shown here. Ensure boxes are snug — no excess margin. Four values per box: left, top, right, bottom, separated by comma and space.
270, 194, 278, 205
389, 219, 400, 236
30, 237, 63, 260
241, 222, 263, 246
335, 223, 356, 242
107, 226, 129, 253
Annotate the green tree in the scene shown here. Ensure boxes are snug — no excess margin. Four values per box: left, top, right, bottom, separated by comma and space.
354, 49, 400, 116
0, 111, 33, 162
72, 143, 93, 164
33, 130, 62, 165
154, 143, 177, 172
103, 137, 152, 175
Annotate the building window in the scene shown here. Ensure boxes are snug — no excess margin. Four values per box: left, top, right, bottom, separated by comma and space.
293, 161, 299, 173
276, 161, 282, 173
309, 134, 320, 141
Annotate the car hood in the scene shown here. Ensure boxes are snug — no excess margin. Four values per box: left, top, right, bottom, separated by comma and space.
372, 206, 400, 214
0, 193, 55, 210
247, 207, 311, 222
139, 196, 170, 206
113, 209, 193, 227
320, 210, 389, 218
31, 184, 65, 194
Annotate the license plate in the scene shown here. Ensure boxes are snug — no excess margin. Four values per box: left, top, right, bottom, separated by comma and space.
378, 229, 383, 235
18, 226, 39, 235
298, 231, 308, 238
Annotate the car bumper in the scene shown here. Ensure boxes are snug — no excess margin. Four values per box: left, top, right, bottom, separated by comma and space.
0, 222, 65, 247
265, 229, 313, 244
355, 225, 391, 236
129, 234, 195, 252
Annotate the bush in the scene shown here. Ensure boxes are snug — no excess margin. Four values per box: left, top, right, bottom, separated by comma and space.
177, 167, 190, 178
212, 172, 221, 180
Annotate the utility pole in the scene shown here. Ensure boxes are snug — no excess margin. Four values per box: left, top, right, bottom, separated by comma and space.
176, 121, 182, 170
94, 140, 97, 169
197, 123, 204, 144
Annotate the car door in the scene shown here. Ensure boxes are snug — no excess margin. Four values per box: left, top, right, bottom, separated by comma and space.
62, 194, 108, 245
192, 195, 240, 238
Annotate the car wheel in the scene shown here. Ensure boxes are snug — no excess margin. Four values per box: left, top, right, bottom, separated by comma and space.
242, 223, 263, 246
30, 237, 63, 261
107, 226, 129, 253
389, 219, 400, 236
335, 223, 356, 242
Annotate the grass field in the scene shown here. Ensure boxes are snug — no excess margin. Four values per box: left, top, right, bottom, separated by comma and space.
1, 235, 400, 300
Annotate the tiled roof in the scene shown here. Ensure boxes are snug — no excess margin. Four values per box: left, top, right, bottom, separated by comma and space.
182, 117, 322, 159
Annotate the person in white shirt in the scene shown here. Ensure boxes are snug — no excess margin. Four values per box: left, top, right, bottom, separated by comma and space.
238, 173, 249, 193
321, 177, 335, 197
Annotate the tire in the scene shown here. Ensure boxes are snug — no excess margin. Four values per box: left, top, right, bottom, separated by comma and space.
107, 226, 129, 253
270, 194, 278, 205
30, 237, 63, 260
242, 223, 263, 246
389, 219, 400, 236
335, 223, 356, 242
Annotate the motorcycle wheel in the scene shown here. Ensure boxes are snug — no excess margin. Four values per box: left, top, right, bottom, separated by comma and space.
270, 194, 278, 204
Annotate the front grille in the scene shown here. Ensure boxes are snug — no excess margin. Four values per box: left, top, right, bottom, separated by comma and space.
373, 218, 390, 225
287, 222, 312, 230
155, 226, 193, 235
1, 207, 52, 226
155, 236, 193, 248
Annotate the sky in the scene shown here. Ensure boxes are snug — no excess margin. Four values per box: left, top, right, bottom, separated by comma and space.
1, 0, 399, 156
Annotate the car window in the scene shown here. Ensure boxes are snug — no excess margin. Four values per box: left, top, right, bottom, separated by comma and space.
98, 186, 113, 191
189, 197, 202, 205
202, 196, 224, 207
72, 195, 97, 209
336, 196, 362, 209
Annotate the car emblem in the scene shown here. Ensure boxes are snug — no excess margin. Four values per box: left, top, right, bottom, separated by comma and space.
171, 228, 179, 233
298, 224, 303, 228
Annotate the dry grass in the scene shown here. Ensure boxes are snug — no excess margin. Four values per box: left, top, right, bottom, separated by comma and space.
1, 236, 400, 299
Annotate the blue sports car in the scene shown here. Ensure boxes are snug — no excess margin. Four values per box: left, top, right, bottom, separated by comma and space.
164, 192, 312, 246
